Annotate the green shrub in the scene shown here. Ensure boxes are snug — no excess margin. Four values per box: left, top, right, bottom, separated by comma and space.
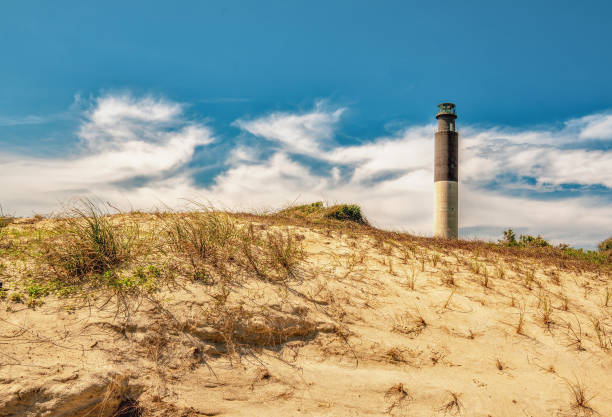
598, 237, 612, 258
519, 234, 550, 248
500, 229, 609, 265
53, 283, 77, 298
562, 247, 607, 264
26, 282, 50, 299
99, 265, 160, 293
500, 229, 550, 248
500, 229, 518, 246
324, 204, 367, 224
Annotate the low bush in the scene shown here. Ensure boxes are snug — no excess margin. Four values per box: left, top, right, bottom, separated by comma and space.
500, 229, 550, 248
599, 237, 612, 259
324, 204, 367, 224
102, 265, 161, 293
499, 229, 610, 266
561, 246, 608, 264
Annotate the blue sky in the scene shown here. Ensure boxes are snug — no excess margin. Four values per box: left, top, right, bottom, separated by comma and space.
1, 1, 611, 247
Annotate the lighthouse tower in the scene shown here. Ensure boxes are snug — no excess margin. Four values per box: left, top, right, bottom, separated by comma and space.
434, 102, 458, 239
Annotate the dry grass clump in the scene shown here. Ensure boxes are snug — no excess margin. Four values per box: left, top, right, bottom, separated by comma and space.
400, 242, 417, 263
94, 374, 132, 417
430, 252, 441, 268
537, 295, 554, 330
239, 224, 304, 282
441, 268, 456, 287
163, 209, 304, 283
565, 316, 586, 351
384, 346, 407, 363
469, 260, 482, 275
590, 317, 610, 350
405, 266, 417, 290
418, 253, 427, 272
548, 268, 561, 286
438, 391, 463, 415
495, 263, 506, 279
163, 209, 240, 282
566, 379, 597, 416
42, 201, 139, 281
391, 311, 426, 337
480, 267, 490, 288
114, 398, 142, 417
260, 229, 304, 280
523, 267, 537, 290
384, 383, 413, 414
516, 303, 526, 335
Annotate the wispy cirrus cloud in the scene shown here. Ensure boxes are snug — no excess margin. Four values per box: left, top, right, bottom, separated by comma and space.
235, 101, 344, 156
0, 112, 72, 127
566, 112, 612, 140
1, 93, 610, 248
0, 94, 213, 209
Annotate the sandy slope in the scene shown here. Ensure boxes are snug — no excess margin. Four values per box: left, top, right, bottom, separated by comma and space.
1, 217, 611, 416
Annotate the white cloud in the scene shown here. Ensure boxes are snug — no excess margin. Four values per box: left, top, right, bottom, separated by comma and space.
566, 112, 612, 140
235, 101, 344, 156
222, 106, 612, 247
1, 95, 610, 248
461, 136, 612, 188
0, 94, 213, 212
460, 188, 611, 248
0, 112, 71, 127
78, 94, 185, 150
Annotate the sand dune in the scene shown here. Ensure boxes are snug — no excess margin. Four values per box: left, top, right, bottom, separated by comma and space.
0, 210, 610, 416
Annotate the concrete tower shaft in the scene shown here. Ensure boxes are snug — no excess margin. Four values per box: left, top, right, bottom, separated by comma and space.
434, 103, 458, 239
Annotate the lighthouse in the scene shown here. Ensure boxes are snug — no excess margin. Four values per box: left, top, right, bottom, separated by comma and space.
434, 102, 458, 239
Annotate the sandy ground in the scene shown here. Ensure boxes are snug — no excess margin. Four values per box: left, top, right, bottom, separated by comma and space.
1, 219, 611, 416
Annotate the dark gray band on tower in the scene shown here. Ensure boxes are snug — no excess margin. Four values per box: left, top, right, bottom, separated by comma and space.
434, 130, 458, 182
